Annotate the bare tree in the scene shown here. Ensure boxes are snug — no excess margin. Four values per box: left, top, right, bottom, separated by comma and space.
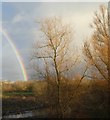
83, 5, 109, 82
31, 17, 79, 118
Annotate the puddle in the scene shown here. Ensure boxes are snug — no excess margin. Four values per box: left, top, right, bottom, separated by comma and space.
3, 108, 48, 118
3, 111, 34, 118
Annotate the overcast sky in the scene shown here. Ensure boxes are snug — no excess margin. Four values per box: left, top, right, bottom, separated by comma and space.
1, 2, 107, 81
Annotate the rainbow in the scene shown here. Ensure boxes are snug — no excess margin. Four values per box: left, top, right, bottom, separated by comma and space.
2, 29, 28, 81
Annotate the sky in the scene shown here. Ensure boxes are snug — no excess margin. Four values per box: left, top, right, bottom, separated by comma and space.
1, 2, 107, 81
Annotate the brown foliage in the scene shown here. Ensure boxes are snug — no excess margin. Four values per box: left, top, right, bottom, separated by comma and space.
83, 5, 109, 81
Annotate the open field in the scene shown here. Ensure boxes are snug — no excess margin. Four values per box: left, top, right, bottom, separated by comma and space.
2, 80, 110, 118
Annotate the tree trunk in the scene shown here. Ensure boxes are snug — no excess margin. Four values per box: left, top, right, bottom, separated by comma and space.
56, 80, 63, 118
108, 2, 110, 83
53, 51, 63, 118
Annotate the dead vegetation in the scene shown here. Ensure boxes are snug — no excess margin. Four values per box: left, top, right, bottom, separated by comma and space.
2, 79, 109, 118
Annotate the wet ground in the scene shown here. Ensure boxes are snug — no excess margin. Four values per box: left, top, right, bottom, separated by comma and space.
3, 108, 48, 119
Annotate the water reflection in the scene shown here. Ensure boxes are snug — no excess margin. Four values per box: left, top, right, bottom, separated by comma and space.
3, 107, 48, 118
3, 111, 33, 118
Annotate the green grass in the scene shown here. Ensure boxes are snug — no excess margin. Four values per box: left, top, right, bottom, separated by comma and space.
3, 91, 34, 97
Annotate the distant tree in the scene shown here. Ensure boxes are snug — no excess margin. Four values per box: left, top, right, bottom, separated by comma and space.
83, 5, 109, 82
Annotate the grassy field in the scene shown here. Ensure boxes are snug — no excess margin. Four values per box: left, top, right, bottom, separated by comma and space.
3, 91, 34, 97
